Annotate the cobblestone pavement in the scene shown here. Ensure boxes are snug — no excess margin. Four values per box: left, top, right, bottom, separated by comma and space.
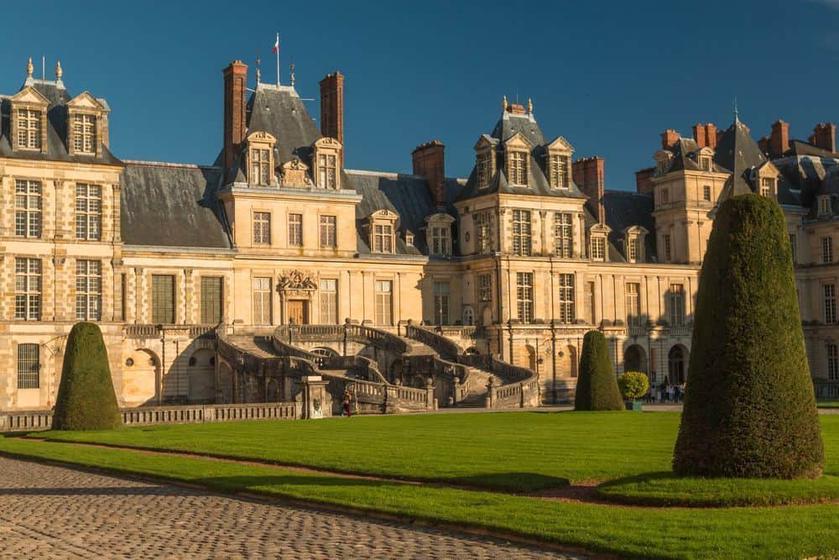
0, 457, 583, 560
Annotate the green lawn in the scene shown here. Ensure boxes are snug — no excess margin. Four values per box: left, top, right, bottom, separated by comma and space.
1, 435, 837, 560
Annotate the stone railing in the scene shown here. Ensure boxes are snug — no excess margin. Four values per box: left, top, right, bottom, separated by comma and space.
124, 324, 161, 339
274, 323, 410, 355
1, 402, 299, 433
488, 376, 541, 409
405, 322, 463, 360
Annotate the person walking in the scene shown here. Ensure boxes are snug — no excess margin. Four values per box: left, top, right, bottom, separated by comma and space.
342, 389, 352, 417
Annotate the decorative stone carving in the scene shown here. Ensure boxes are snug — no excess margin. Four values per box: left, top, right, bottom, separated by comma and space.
280, 158, 312, 187
277, 270, 317, 298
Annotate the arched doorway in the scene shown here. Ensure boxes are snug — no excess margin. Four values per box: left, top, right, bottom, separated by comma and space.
218, 361, 234, 403
526, 345, 537, 371
668, 345, 687, 384
556, 345, 578, 378
187, 348, 215, 402
121, 349, 160, 405
623, 344, 647, 373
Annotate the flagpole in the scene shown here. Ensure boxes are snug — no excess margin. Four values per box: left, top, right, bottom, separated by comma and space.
276, 32, 280, 86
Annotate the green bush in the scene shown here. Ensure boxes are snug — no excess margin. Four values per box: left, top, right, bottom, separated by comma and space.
673, 194, 823, 478
619, 371, 650, 400
574, 330, 624, 411
52, 322, 122, 431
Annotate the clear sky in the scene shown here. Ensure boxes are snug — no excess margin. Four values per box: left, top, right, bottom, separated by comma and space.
2, 0, 838, 189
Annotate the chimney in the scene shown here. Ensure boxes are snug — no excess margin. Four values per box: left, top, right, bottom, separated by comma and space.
661, 129, 680, 150
572, 156, 606, 224
223, 60, 248, 173
768, 120, 790, 158
635, 167, 655, 194
412, 140, 446, 209
758, 137, 769, 156
692, 124, 707, 148
809, 122, 836, 153
319, 72, 345, 145
705, 123, 718, 149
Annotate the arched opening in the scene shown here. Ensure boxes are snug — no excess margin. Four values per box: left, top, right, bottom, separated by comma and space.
526, 345, 537, 372
556, 345, 578, 378
312, 347, 339, 358
187, 348, 215, 402
668, 345, 687, 384
624, 344, 647, 373
462, 306, 475, 326
121, 348, 160, 406
218, 361, 234, 403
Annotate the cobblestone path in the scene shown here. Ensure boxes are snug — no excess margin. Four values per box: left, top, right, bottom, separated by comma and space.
0, 457, 584, 559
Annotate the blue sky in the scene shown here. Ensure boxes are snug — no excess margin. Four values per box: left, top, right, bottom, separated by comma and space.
1, 0, 837, 189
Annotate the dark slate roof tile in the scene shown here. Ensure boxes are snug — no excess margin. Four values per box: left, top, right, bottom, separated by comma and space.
603, 190, 657, 262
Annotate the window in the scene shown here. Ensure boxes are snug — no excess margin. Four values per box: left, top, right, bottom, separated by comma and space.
664, 234, 672, 262
699, 156, 712, 172
549, 155, 570, 189
627, 236, 640, 262
433, 281, 450, 325
829, 343, 839, 381
512, 209, 532, 256
586, 281, 596, 324
591, 237, 606, 261
474, 211, 492, 254
760, 178, 775, 197
288, 213, 303, 246
318, 153, 338, 189
75, 260, 101, 321
17, 344, 39, 389
557, 273, 575, 324
373, 223, 394, 254
823, 236, 833, 264
75, 184, 102, 240
819, 196, 832, 216
660, 188, 670, 205
825, 284, 836, 325
152, 275, 175, 324
668, 284, 685, 326
250, 148, 271, 185
477, 151, 493, 188
508, 151, 528, 185
478, 273, 492, 302
626, 282, 641, 326
200, 277, 223, 324
319, 279, 338, 324
253, 212, 271, 245
516, 272, 534, 323
15, 258, 41, 320
554, 213, 573, 258
73, 113, 96, 154
430, 225, 451, 257
790, 234, 797, 264
375, 280, 393, 325
15, 180, 42, 238
252, 277, 272, 325
319, 215, 337, 248
703, 185, 712, 202
17, 108, 42, 150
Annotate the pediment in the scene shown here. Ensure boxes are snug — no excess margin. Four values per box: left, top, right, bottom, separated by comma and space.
11, 86, 49, 106
590, 223, 612, 234
474, 134, 497, 151
247, 130, 276, 144
547, 136, 574, 154
504, 132, 532, 150
756, 160, 779, 177
425, 212, 455, 225
368, 208, 399, 221
622, 225, 649, 236
696, 146, 715, 157
67, 91, 106, 111
314, 136, 342, 150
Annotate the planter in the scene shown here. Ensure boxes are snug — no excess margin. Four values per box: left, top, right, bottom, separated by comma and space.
625, 400, 643, 412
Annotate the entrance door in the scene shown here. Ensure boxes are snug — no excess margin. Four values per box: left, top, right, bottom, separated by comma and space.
287, 300, 308, 325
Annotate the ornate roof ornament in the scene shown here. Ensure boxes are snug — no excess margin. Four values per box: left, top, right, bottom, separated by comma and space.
55, 60, 63, 80
528, 97, 533, 114
290, 63, 295, 87
502, 95, 508, 111
26, 57, 34, 79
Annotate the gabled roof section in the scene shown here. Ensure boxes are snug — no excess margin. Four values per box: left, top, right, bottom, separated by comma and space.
716, 118, 767, 201
246, 84, 320, 166
491, 109, 545, 145
603, 190, 657, 262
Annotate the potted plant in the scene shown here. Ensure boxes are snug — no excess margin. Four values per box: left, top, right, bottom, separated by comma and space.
618, 371, 650, 412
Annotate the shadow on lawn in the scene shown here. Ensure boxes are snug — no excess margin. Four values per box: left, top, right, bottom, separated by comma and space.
446, 472, 571, 493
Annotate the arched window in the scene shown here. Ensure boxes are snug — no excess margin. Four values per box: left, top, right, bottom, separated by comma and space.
668, 346, 686, 384
462, 306, 475, 326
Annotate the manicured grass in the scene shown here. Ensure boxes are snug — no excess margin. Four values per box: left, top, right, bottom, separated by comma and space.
1, 435, 837, 560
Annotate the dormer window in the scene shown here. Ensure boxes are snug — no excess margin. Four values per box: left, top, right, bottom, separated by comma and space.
549, 154, 570, 189
373, 224, 394, 253
760, 177, 775, 198
313, 137, 343, 190
250, 148, 272, 186
426, 213, 455, 257
819, 195, 832, 217
699, 156, 712, 172
17, 109, 42, 150
72, 114, 96, 154
591, 237, 606, 261
477, 150, 493, 188
508, 151, 528, 185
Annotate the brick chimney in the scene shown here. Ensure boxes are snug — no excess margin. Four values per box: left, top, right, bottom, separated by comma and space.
758, 137, 769, 155
692, 124, 707, 148
412, 140, 446, 209
319, 72, 345, 145
635, 167, 655, 194
809, 122, 836, 153
223, 60, 248, 172
768, 120, 790, 158
572, 156, 606, 224
661, 129, 680, 150
705, 123, 718, 149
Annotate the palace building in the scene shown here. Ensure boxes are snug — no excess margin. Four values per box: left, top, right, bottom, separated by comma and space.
0, 55, 835, 414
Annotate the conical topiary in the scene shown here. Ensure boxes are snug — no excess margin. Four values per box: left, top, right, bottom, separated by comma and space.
574, 330, 624, 411
673, 194, 823, 478
52, 322, 122, 430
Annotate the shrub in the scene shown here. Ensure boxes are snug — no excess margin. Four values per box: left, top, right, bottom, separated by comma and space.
673, 194, 823, 478
619, 371, 650, 401
574, 330, 624, 411
52, 322, 122, 431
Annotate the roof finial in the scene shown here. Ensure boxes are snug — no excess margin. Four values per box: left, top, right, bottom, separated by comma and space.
55, 60, 63, 80
734, 97, 740, 124
26, 56, 33, 79
290, 63, 295, 87
527, 97, 533, 114
255, 56, 261, 85
502, 95, 508, 111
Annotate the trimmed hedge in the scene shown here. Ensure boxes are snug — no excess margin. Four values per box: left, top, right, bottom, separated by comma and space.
574, 330, 624, 411
52, 322, 122, 431
619, 371, 650, 401
673, 194, 823, 478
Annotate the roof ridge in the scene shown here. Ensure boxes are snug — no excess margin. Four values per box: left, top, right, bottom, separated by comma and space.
123, 159, 220, 170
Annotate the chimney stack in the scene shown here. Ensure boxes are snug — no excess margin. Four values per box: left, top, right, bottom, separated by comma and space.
810, 122, 836, 153
635, 167, 655, 194
223, 60, 248, 173
692, 124, 707, 148
661, 129, 680, 150
768, 120, 790, 158
705, 123, 718, 149
572, 156, 606, 224
412, 140, 446, 209
319, 72, 345, 145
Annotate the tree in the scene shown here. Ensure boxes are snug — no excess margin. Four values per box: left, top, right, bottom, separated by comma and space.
52, 322, 122, 430
574, 330, 624, 411
673, 194, 823, 478
619, 371, 650, 401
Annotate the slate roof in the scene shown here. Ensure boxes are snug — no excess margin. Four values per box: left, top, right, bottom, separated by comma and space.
121, 161, 231, 249
662, 137, 727, 174
0, 80, 121, 166
715, 118, 767, 201
603, 191, 657, 262
246, 84, 320, 166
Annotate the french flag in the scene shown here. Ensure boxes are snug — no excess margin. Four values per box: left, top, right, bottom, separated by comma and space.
272, 35, 280, 55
